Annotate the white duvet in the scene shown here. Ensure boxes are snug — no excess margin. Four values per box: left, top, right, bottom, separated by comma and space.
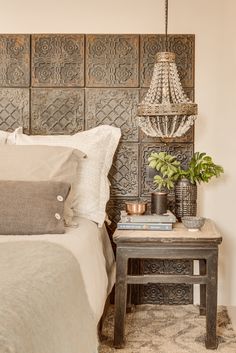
0, 217, 115, 353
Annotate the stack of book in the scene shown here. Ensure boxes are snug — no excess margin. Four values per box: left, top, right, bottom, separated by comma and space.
117, 210, 176, 231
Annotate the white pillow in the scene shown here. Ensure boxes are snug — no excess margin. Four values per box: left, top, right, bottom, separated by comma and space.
9, 125, 121, 226
0, 130, 13, 144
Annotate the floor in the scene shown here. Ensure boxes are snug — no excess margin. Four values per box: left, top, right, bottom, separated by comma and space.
99, 305, 236, 353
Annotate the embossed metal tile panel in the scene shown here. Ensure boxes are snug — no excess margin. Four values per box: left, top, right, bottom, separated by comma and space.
32, 34, 84, 87
0, 89, 29, 131
0, 35, 30, 87
106, 198, 129, 234
86, 88, 139, 142
140, 34, 194, 88
31, 88, 84, 134
86, 35, 139, 87
140, 283, 193, 305
142, 259, 193, 275
109, 143, 139, 197
140, 143, 194, 196
140, 259, 193, 304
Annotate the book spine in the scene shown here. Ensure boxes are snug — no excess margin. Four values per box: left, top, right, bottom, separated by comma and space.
120, 216, 176, 223
117, 223, 172, 230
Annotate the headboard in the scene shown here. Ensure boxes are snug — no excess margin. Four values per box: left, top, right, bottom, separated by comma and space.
0, 33, 195, 304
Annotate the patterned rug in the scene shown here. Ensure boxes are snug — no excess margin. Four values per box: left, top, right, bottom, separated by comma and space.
99, 305, 236, 353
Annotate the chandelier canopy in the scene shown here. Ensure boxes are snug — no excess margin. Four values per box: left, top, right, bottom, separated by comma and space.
137, 1, 198, 138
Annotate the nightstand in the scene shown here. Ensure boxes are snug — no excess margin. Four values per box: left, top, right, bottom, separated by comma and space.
113, 219, 222, 350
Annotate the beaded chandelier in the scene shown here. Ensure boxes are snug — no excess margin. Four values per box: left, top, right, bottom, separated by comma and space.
137, 0, 198, 138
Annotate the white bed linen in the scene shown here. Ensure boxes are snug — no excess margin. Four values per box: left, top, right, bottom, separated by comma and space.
0, 217, 115, 353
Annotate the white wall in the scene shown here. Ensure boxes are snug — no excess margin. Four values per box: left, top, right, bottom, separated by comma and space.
0, 0, 236, 306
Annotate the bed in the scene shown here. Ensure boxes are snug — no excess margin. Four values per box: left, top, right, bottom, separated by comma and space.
0, 125, 121, 353
0, 217, 115, 353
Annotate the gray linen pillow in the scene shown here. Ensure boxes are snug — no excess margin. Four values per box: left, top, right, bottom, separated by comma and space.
0, 145, 86, 225
0, 180, 71, 235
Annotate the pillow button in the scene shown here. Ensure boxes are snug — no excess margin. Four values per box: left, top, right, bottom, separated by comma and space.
57, 195, 64, 202
55, 213, 61, 220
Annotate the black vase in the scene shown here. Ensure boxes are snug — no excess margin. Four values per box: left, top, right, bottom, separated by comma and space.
151, 192, 167, 215
175, 177, 197, 220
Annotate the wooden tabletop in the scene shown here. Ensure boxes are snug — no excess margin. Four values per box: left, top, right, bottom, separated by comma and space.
113, 219, 222, 244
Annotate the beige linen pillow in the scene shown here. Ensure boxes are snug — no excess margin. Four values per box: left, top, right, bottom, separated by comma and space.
0, 180, 71, 235
0, 145, 86, 225
8, 125, 121, 226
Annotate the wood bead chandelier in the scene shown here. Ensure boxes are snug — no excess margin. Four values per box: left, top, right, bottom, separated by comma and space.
137, 0, 198, 138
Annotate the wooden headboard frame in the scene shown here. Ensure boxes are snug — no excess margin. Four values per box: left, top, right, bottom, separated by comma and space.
0, 33, 195, 304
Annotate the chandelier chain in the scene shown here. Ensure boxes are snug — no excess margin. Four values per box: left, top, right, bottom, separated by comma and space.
165, 0, 169, 51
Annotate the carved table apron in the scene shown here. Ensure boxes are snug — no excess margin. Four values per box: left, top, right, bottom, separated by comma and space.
113, 219, 222, 349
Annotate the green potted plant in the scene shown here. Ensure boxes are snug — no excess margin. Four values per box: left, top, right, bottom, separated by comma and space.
148, 152, 180, 214
148, 151, 224, 219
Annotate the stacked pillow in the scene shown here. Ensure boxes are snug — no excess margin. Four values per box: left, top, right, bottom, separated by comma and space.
0, 145, 86, 234
5, 125, 121, 228
0, 180, 71, 235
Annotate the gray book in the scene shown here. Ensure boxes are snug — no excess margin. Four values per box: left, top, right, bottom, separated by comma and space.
117, 222, 172, 231
120, 210, 176, 224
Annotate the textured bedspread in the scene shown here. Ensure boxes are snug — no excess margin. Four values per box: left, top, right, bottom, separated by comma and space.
0, 240, 98, 353
0, 216, 116, 353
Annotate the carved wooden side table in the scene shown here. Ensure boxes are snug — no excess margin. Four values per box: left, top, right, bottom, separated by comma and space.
113, 219, 222, 350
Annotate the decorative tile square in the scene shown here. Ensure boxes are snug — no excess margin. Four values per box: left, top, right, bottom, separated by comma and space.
141, 259, 193, 275
86, 88, 139, 142
140, 34, 194, 88
32, 34, 84, 87
0, 35, 30, 87
140, 143, 194, 196
109, 143, 139, 197
31, 88, 84, 134
0, 89, 29, 131
106, 198, 129, 235
86, 35, 139, 87
140, 283, 193, 304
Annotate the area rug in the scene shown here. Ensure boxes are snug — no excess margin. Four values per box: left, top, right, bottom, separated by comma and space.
99, 305, 236, 353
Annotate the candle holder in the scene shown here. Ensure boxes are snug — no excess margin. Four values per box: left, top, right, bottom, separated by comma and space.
151, 192, 167, 215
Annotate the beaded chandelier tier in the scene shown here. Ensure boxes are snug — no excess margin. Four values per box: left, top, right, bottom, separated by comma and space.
137, 0, 198, 138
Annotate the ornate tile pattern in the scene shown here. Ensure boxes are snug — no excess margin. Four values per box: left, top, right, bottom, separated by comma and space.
141, 259, 193, 275
140, 283, 193, 305
32, 34, 84, 87
106, 198, 128, 234
0, 35, 30, 87
86, 35, 139, 87
109, 143, 139, 197
31, 88, 84, 134
86, 89, 139, 142
139, 257, 193, 305
140, 143, 194, 196
0, 89, 29, 131
140, 34, 194, 88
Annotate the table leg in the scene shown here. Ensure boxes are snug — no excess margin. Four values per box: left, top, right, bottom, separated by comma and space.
205, 252, 218, 349
126, 259, 132, 313
114, 248, 128, 348
200, 259, 206, 316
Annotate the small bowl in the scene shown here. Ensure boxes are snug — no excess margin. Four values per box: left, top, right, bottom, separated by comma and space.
125, 201, 147, 215
181, 216, 205, 232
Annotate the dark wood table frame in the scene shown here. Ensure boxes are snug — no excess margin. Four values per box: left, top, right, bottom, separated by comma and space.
113, 220, 222, 350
